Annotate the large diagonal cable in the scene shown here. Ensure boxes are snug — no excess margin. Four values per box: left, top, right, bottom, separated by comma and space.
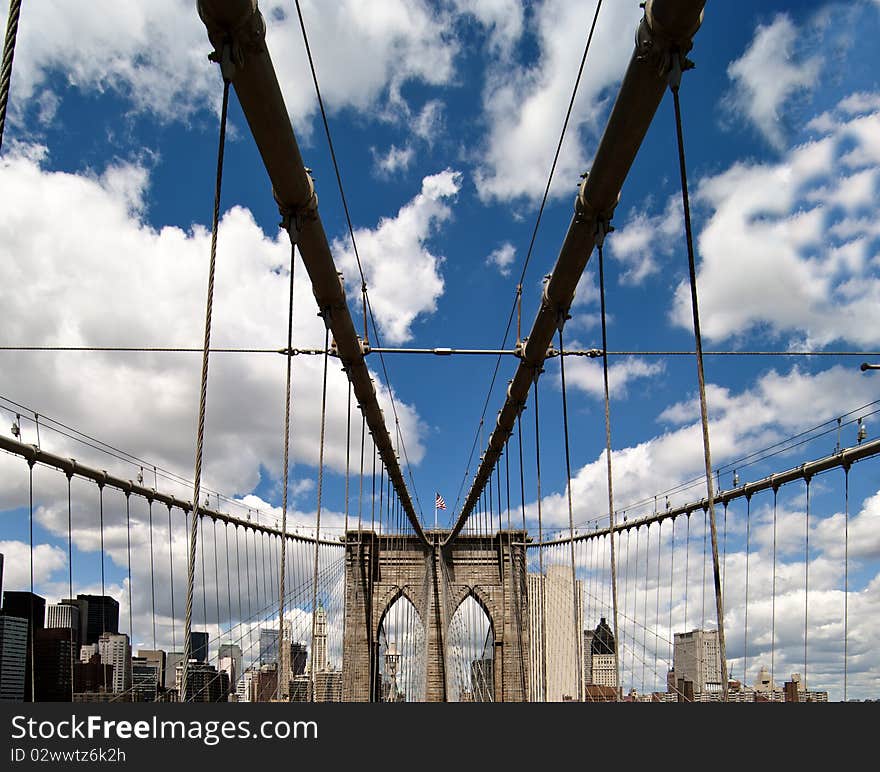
0, 0, 22, 154
182, 69, 231, 701
669, 52, 728, 700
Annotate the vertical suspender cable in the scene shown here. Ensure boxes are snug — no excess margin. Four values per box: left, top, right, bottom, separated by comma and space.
277, 240, 297, 700
213, 518, 220, 665
558, 326, 583, 701
670, 55, 728, 700
168, 505, 176, 655
843, 465, 849, 701
27, 460, 34, 701
804, 476, 811, 692
771, 486, 778, 693
125, 493, 133, 643
148, 500, 156, 651
183, 65, 231, 700
743, 495, 751, 685
597, 240, 621, 700
532, 376, 547, 701
310, 326, 331, 701
642, 524, 650, 692
67, 472, 74, 700
668, 518, 675, 665
0, 0, 22, 153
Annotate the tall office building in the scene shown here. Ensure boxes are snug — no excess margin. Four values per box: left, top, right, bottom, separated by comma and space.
218, 643, 242, 689
164, 652, 183, 695
587, 617, 618, 689
189, 631, 209, 663
259, 628, 278, 666
291, 642, 307, 676
312, 602, 328, 673
175, 660, 228, 703
2, 591, 45, 702
98, 632, 131, 694
136, 650, 167, 690
65, 595, 119, 646
46, 602, 80, 639
34, 627, 77, 701
131, 656, 160, 701
527, 566, 583, 701
0, 614, 28, 702
672, 629, 722, 696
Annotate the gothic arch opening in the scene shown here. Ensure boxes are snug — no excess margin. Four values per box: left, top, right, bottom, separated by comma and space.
447, 592, 495, 702
377, 594, 425, 702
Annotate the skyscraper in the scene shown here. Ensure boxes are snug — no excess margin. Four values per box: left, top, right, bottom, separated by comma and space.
66, 595, 119, 646
218, 643, 242, 689
98, 632, 131, 694
672, 629, 722, 696
312, 602, 327, 674
46, 602, 80, 638
259, 628, 278, 666
588, 617, 618, 690
290, 642, 307, 676
0, 614, 28, 702
189, 631, 208, 663
527, 566, 583, 701
131, 656, 160, 702
136, 650, 167, 690
2, 590, 45, 702
34, 627, 76, 701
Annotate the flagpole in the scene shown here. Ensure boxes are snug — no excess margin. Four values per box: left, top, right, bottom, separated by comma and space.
434, 494, 437, 531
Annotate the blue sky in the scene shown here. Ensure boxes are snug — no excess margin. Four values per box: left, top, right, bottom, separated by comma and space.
1, 0, 880, 700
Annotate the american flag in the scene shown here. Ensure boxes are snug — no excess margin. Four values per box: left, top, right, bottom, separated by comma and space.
435, 492, 446, 510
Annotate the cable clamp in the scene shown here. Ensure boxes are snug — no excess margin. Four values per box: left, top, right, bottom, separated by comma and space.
200, 1, 267, 74
277, 175, 318, 245
595, 217, 614, 249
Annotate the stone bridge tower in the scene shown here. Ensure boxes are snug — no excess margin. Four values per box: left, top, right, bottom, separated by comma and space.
342, 530, 530, 702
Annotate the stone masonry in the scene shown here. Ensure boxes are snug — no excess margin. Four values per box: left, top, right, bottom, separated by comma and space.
342, 530, 530, 702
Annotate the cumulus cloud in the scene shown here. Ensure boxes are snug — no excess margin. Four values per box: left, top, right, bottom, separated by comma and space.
473, 0, 642, 203
453, 0, 524, 55
0, 540, 67, 590
724, 14, 821, 150
533, 364, 878, 531
372, 144, 415, 176
561, 355, 664, 400
0, 145, 426, 509
671, 96, 880, 347
333, 169, 460, 344
10, 0, 457, 138
607, 196, 683, 284
485, 242, 516, 276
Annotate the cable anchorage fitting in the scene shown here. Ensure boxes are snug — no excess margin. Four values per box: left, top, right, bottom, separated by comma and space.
595, 217, 614, 249
277, 170, 318, 246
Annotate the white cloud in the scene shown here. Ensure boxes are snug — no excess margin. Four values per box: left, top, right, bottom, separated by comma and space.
486, 242, 516, 276
724, 14, 821, 150
671, 97, 880, 347
10, 0, 458, 137
453, 0, 524, 55
533, 364, 878, 531
333, 170, 460, 344
0, 146, 426, 512
473, 0, 642, 203
608, 196, 683, 284
372, 144, 415, 176
0, 540, 67, 590
561, 355, 664, 400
